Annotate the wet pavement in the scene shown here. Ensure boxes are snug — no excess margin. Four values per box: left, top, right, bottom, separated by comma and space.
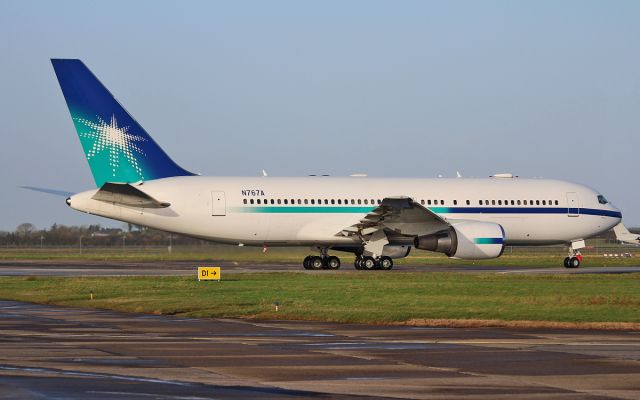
0, 301, 639, 399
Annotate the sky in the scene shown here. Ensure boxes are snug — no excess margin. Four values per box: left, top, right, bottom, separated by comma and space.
0, 0, 639, 231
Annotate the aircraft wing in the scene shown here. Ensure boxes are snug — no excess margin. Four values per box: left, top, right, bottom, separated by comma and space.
613, 222, 640, 244
338, 197, 450, 238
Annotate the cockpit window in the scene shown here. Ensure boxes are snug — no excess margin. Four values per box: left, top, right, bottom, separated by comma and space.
597, 194, 608, 205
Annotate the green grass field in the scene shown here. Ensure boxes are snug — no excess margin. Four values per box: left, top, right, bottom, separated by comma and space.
1, 272, 639, 328
1, 244, 639, 268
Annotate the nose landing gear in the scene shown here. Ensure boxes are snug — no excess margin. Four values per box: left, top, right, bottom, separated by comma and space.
563, 240, 585, 268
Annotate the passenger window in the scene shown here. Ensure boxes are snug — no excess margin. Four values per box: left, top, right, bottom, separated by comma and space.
479, 200, 483, 205
440, 200, 445, 205
510, 200, 514, 205
311, 199, 315, 205
284, 199, 288, 204
304, 199, 308, 205
498, 200, 502, 205
371, 199, 375, 204
466, 200, 470, 205
517, 200, 521, 205
351, 199, 355, 204
524, 200, 527, 205
492, 200, 496, 205
555, 200, 559, 205
250, 199, 254, 205
377, 199, 381, 204
364, 199, 368, 205
270, 199, 275, 205
428, 200, 432, 205
536, 200, 540, 205
243, 199, 247, 204
337, 199, 342, 204
331, 199, 335, 205
357, 199, 362, 205
421, 199, 425, 205
257, 199, 261, 205
453, 200, 458, 205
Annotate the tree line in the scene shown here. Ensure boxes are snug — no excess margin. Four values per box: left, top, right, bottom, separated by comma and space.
0, 223, 206, 247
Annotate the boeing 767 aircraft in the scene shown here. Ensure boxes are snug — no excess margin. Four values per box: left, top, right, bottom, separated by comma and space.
45, 59, 623, 270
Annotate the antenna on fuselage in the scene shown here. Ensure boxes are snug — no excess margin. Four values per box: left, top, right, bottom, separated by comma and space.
262, 169, 268, 177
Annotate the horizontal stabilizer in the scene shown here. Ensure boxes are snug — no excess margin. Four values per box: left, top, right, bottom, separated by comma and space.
20, 186, 74, 197
91, 182, 170, 208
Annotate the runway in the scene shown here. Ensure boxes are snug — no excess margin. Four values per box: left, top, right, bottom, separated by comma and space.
0, 300, 639, 399
2, 259, 640, 276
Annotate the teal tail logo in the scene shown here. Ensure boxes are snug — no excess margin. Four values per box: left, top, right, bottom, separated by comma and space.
51, 59, 193, 187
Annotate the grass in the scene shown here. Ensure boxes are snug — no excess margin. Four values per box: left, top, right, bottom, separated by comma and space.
1, 272, 639, 329
1, 245, 639, 268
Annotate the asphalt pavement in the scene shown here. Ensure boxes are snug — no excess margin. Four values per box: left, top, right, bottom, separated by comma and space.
0, 300, 639, 399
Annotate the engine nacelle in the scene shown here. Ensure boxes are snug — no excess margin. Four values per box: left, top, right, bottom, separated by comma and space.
381, 245, 411, 259
414, 221, 505, 260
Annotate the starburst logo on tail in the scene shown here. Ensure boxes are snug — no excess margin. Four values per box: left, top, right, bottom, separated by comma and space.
73, 115, 147, 180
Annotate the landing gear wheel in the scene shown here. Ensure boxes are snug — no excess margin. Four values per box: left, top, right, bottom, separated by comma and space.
361, 256, 377, 270
309, 256, 324, 270
326, 256, 341, 270
379, 256, 393, 270
354, 256, 363, 270
563, 257, 571, 268
568, 257, 580, 268
303, 256, 312, 270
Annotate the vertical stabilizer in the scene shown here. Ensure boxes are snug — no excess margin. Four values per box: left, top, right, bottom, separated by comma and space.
51, 59, 194, 187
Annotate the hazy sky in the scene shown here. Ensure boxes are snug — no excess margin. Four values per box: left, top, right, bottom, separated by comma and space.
1, 0, 639, 231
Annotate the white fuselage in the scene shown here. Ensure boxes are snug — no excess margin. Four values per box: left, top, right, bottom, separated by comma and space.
68, 176, 622, 249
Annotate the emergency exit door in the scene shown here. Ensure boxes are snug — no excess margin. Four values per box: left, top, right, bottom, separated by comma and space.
566, 192, 579, 217
211, 191, 226, 216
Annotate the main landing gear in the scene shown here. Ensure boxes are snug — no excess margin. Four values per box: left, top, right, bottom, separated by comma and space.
354, 255, 394, 271
301, 250, 394, 271
302, 255, 341, 270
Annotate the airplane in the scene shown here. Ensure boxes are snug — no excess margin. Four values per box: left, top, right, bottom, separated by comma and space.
44, 59, 623, 270
613, 223, 640, 245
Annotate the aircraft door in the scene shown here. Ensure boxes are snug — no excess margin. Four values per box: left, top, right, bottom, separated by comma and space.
566, 192, 579, 217
211, 191, 226, 216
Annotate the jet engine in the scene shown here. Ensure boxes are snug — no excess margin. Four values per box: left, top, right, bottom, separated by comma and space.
414, 221, 505, 260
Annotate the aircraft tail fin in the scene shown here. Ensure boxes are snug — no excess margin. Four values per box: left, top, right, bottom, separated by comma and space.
51, 59, 194, 187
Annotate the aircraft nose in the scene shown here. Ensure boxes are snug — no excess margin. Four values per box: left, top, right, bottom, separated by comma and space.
65, 197, 71, 207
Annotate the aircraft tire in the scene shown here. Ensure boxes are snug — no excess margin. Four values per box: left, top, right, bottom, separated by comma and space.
309, 256, 324, 270
362, 256, 377, 270
379, 256, 393, 270
303, 256, 312, 270
569, 257, 580, 268
326, 256, 341, 270
354, 257, 363, 270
